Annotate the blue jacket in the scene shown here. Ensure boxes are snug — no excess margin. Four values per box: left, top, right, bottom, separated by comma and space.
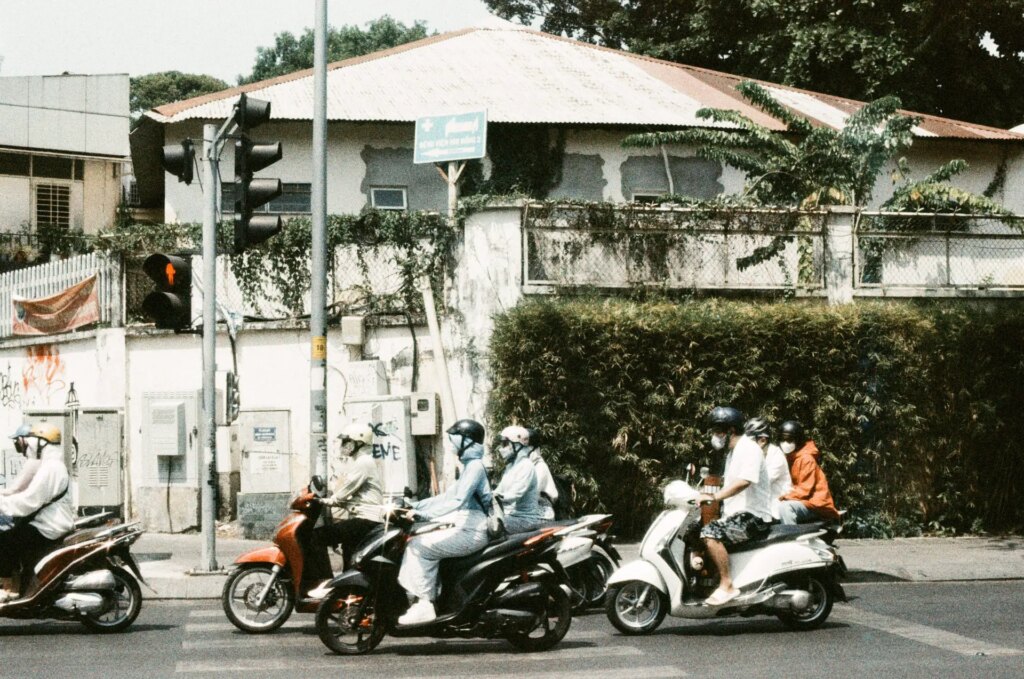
413, 444, 492, 519
495, 451, 543, 521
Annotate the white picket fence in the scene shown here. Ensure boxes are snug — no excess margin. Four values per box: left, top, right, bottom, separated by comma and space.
0, 252, 122, 337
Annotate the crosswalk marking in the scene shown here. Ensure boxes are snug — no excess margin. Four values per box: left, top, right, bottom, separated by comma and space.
834, 606, 1023, 657
176, 644, 646, 674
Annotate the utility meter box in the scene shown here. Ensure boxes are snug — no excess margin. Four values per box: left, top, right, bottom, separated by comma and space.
410, 392, 440, 436
238, 410, 291, 494
149, 401, 187, 457
342, 395, 417, 497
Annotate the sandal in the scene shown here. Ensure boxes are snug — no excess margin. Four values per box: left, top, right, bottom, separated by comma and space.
704, 587, 739, 606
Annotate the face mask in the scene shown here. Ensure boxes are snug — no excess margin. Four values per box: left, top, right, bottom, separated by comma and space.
756, 437, 768, 451
711, 434, 727, 451
341, 440, 358, 456
13, 438, 25, 455
499, 443, 515, 462
781, 442, 796, 455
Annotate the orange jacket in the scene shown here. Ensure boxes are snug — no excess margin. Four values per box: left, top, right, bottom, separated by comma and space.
781, 440, 840, 521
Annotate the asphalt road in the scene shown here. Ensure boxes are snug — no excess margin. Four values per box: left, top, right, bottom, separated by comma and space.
2, 581, 1023, 678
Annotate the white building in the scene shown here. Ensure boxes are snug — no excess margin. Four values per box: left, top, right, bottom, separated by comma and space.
0, 74, 129, 237
133, 24, 1024, 221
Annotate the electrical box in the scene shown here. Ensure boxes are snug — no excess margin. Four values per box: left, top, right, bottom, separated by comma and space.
74, 410, 123, 508
149, 401, 187, 456
341, 360, 389, 397
341, 316, 365, 346
342, 395, 417, 497
238, 410, 291, 494
410, 392, 440, 436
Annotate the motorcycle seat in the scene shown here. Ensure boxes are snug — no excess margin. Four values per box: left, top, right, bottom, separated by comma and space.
727, 522, 824, 554
440, 528, 547, 576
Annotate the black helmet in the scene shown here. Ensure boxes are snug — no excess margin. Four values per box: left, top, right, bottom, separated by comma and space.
524, 427, 541, 447
446, 419, 485, 445
707, 406, 745, 431
744, 417, 771, 439
779, 420, 805, 442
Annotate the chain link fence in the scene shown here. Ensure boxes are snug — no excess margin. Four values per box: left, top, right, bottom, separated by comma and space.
523, 204, 827, 291
855, 213, 1024, 289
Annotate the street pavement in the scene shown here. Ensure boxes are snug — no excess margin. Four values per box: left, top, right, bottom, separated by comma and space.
134, 532, 1024, 598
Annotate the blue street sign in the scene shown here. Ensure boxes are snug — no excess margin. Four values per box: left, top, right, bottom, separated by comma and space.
414, 110, 488, 164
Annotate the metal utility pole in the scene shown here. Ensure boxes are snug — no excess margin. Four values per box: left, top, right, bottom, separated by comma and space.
310, 0, 329, 478
200, 123, 219, 572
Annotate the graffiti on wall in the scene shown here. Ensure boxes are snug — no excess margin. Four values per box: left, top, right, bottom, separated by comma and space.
0, 363, 21, 408
22, 345, 67, 407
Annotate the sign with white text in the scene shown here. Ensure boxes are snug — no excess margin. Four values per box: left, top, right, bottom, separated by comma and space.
414, 110, 487, 164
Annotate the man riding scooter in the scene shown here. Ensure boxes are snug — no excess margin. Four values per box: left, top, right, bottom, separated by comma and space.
307, 422, 384, 581
697, 407, 772, 606
0, 424, 74, 602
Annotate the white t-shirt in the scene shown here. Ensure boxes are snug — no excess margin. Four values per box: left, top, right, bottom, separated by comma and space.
765, 444, 792, 519
721, 435, 771, 521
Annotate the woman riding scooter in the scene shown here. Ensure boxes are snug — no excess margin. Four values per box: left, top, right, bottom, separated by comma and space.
494, 426, 545, 534
0, 424, 74, 602
396, 419, 492, 626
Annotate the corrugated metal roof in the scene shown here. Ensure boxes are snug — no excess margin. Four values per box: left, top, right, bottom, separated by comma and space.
149, 25, 1024, 142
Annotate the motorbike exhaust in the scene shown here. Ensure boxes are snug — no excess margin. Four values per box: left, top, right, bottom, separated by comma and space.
53, 592, 107, 614
767, 589, 812, 612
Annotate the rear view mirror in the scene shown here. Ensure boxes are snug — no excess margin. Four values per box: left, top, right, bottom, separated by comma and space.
309, 475, 327, 497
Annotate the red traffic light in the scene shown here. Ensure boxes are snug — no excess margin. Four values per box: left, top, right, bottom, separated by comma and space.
143, 253, 191, 292
142, 253, 192, 330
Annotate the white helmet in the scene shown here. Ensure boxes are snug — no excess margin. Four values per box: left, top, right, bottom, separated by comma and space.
339, 422, 374, 453
497, 425, 530, 462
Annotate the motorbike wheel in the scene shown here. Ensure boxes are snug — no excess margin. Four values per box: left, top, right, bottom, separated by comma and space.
506, 579, 572, 652
776, 575, 834, 631
577, 548, 618, 611
605, 580, 667, 635
80, 567, 142, 633
316, 586, 386, 655
222, 564, 295, 634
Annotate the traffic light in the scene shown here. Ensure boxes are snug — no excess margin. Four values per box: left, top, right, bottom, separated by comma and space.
141, 253, 192, 330
160, 139, 195, 185
233, 93, 283, 254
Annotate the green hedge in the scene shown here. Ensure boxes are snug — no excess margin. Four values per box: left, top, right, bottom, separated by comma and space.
488, 298, 1024, 538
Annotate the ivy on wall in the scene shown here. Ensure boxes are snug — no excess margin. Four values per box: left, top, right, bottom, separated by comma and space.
465, 123, 566, 199
91, 209, 456, 318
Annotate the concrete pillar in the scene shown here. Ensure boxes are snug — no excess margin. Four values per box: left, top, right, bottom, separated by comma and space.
825, 207, 857, 305
441, 203, 526, 482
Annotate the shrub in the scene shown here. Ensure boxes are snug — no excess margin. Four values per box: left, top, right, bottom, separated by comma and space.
488, 298, 1024, 538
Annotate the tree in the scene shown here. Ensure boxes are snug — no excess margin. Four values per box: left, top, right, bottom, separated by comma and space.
240, 15, 431, 84
624, 82, 1008, 267
625, 80, 1007, 212
130, 71, 228, 126
484, 1, 1024, 128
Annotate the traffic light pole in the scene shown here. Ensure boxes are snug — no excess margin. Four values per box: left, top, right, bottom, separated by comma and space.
200, 123, 219, 572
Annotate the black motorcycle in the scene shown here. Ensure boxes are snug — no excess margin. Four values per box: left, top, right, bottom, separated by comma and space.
314, 517, 574, 655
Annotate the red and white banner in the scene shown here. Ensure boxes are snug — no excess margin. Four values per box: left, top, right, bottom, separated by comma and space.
12, 274, 101, 336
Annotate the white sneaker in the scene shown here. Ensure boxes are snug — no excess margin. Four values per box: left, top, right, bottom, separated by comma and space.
307, 581, 332, 600
397, 599, 436, 625
0, 589, 17, 603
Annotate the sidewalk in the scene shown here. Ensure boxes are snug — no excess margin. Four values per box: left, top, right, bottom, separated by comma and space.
134, 533, 1024, 599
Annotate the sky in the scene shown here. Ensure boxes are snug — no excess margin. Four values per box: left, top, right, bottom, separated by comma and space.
0, 0, 499, 84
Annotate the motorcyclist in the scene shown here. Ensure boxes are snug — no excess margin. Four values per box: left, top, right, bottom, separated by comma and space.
697, 407, 771, 606
1, 425, 40, 497
310, 422, 384, 576
744, 417, 792, 521
777, 420, 840, 524
494, 426, 544, 534
0, 424, 74, 601
397, 419, 492, 625
526, 428, 559, 520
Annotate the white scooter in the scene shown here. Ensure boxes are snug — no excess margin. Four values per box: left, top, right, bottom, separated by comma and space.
605, 474, 845, 634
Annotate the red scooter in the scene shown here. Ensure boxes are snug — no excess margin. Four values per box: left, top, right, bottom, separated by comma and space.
222, 477, 341, 633
0, 517, 144, 632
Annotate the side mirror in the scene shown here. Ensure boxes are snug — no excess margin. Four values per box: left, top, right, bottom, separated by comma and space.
309, 475, 327, 497
685, 463, 697, 483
